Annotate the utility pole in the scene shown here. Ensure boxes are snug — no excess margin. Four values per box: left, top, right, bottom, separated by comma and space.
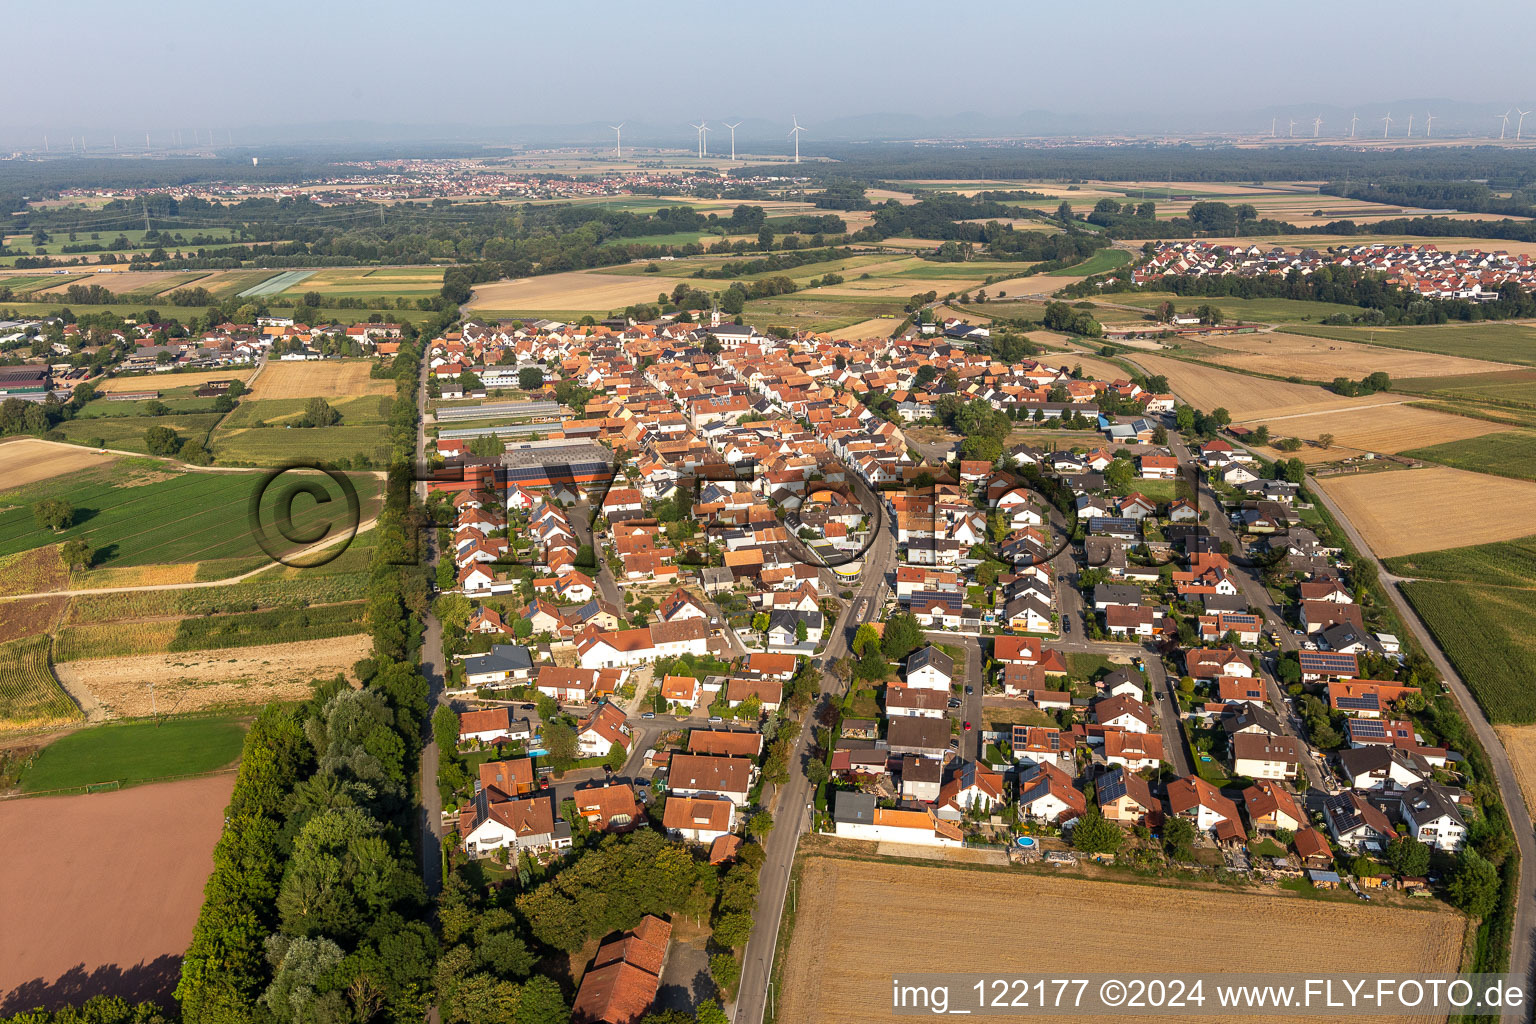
143, 198, 151, 233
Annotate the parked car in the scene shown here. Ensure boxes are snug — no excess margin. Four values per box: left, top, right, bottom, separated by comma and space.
709, 715, 723, 723
963, 720, 972, 731
641, 711, 655, 719
947, 699, 962, 709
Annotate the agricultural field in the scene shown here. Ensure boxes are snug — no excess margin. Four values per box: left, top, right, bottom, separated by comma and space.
54, 411, 225, 454
0, 271, 89, 294
1400, 580, 1536, 724
0, 438, 118, 488
53, 635, 372, 718
1384, 533, 1536, 590
248, 358, 395, 400
219, 392, 392, 428
1126, 352, 1371, 418
16, 714, 245, 793
1288, 322, 1536, 367
778, 853, 1462, 1024
1493, 725, 1536, 816
739, 294, 908, 332
1401, 429, 1536, 481
0, 463, 382, 569
1103, 292, 1369, 325
1046, 247, 1131, 276
267, 265, 445, 299
824, 316, 902, 340
467, 268, 697, 314
72, 395, 224, 418
93, 368, 254, 394
30, 270, 210, 298
0, 774, 233, 1012
0, 635, 80, 732
0, 596, 65, 647
1127, 352, 1502, 458
1316, 467, 1536, 557
1394, 368, 1536, 407
210, 423, 393, 466
1175, 331, 1519, 381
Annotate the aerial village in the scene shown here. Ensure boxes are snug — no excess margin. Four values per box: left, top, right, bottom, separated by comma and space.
420, 305, 1472, 930
1132, 239, 1536, 300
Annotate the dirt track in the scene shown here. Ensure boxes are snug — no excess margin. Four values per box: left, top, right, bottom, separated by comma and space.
0, 774, 233, 1013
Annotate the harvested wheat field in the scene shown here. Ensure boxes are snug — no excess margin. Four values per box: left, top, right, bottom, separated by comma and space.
40, 270, 195, 295
1192, 331, 1520, 380
1128, 353, 1365, 419
1317, 467, 1536, 557
1495, 725, 1536, 819
248, 359, 394, 400
54, 635, 371, 718
467, 269, 694, 313
825, 317, 900, 341
1257, 403, 1503, 462
0, 774, 233, 1014
93, 369, 253, 395
779, 854, 1463, 1024
0, 437, 117, 487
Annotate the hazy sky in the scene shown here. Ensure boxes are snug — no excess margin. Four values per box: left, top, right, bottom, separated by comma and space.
9, 0, 1536, 140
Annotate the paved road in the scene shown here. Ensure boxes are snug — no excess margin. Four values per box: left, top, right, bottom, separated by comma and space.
1312, 481, 1534, 1016
732, 484, 896, 1024
413, 345, 448, 903
1163, 434, 1328, 790
925, 630, 980, 761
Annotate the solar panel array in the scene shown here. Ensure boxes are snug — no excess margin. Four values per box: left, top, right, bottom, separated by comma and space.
1097, 768, 1128, 805
1347, 718, 1388, 739
1336, 694, 1380, 712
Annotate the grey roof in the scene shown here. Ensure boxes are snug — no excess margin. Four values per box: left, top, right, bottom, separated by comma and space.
1219, 701, 1281, 738
907, 644, 954, 678
833, 790, 878, 825
462, 644, 533, 676
885, 716, 952, 754
1093, 584, 1143, 607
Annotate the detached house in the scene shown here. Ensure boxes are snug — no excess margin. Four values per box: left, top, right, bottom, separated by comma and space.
577, 702, 631, 758
1167, 775, 1245, 842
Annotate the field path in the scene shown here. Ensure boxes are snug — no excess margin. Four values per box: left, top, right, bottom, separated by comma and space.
1245, 398, 1414, 422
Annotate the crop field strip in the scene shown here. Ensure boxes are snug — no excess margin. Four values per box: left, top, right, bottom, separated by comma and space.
1401, 429, 1536, 482
0, 469, 382, 567
1383, 533, 1536, 724
52, 601, 366, 662
1286, 322, 1536, 367
1315, 467, 1536, 557
0, 635, 80, 731
1400, 581, 1536, 724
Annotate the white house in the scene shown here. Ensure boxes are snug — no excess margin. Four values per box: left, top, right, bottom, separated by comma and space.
905, 645, 954, 690
576, 703, 631, 758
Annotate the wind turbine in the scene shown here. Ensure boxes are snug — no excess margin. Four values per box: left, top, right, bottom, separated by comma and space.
1381, 112, 1393, 138
723, 121, 742, 161
690, 121, 709, 158
1313, 115, 1322, 138
1425, 112, 1435, 138
1287, 118, 1296, 138
1406, 113, 1414, 138
1496, 110, 1511, 140
789, 117, 806, 163
608, 122, 624, 159
1349, 113, 1359, 138
1269, 117, 1276, 138
1518, 109, 1532, 142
